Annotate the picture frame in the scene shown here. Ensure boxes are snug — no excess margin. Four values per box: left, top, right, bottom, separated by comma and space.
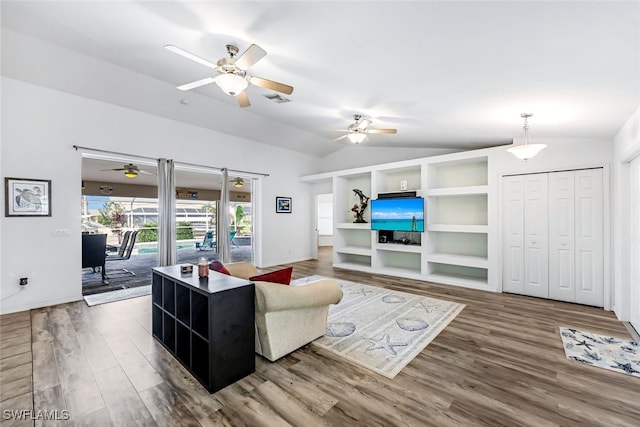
276, 196, 292, 213
4, 177, 52, 217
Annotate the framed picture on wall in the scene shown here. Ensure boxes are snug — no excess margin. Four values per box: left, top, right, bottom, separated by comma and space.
276, 196, 292, 213
4, 177, 52, 217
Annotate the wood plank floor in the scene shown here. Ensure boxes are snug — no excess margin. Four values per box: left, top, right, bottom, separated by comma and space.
1, 248, 639, 426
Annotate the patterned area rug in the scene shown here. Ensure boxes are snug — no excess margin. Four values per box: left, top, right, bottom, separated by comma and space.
84, 285, 151, 306
292, 276, 465, 379
559, 327, 640, 378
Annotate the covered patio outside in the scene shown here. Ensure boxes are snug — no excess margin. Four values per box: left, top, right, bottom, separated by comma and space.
82, 240, 252, 295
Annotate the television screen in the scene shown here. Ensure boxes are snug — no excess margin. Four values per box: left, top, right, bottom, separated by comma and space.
371, 197, 424, 232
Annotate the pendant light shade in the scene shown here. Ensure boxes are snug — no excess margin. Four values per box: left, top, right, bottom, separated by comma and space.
507, 113, 547, 161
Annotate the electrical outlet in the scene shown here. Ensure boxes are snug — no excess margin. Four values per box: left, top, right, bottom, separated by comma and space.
19, 277, 28, 286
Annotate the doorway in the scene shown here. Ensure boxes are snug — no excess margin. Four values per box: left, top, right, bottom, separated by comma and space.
316, 193, 334, 250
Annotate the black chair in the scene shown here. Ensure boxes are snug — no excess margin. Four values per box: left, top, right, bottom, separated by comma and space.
82, 234, 108, 283
106, 230, 131, 256
106, 230, 139, 277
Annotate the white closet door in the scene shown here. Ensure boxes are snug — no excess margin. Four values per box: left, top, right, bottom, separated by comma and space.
523, 174, 549, 298
574, 169, 604, 306
630, 158, 640, 331
503, 176, 525, 294
548, 171, 576, 302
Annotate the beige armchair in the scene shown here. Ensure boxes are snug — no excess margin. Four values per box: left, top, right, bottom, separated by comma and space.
224, 262, 343, 361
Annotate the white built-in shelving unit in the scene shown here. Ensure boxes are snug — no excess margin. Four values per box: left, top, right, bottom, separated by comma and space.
301, 151, 494, 292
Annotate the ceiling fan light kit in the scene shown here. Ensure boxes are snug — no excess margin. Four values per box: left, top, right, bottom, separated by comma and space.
233, 177, 244, 188
507, 113, 547, 161
214, 73, 248, 96
124, 170, 138, 178
347, 132, 368, 144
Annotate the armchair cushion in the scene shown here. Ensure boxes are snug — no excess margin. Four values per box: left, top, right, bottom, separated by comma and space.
249, 267, 293, 285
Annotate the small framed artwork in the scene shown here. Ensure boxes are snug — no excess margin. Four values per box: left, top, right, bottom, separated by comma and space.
276, 196, 292, 213
5, 177, 52, 217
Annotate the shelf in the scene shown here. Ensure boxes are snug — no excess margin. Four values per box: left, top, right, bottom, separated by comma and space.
426, 253, 488, 269
425, 272, 490, 290
378, 265, 422, 276
335, 246, 372, 256
427, 224, 488, 233
425, 185, 488, 196
374, 243, 422, 253
333, 262, 372, 273
336, 222, 371, 229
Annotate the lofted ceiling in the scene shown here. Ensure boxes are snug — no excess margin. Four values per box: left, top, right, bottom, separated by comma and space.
2, 1, 639, 158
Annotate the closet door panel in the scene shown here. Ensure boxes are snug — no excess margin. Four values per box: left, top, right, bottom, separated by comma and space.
523, 174, 549, 298
574, 169, 603, 306
502, 176, 525, 294
548, 171, 575, 302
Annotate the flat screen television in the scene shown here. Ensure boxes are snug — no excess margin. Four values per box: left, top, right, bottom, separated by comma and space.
370, 197, 424, 232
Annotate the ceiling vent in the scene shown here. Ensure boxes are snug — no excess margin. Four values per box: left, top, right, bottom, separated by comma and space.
263, 93, 290, 103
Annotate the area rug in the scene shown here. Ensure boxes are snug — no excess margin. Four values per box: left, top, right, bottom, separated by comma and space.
291, 276, 465, 378
84, 285, 151, 306
559, 327, 640, 378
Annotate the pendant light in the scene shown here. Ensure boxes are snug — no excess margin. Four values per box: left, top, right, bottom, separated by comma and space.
507, 113, 547, 160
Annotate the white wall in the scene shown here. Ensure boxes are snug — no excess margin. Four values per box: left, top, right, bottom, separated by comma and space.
316, 146, 458, 173
612, 107, 640, 321
0, 78, 318, 314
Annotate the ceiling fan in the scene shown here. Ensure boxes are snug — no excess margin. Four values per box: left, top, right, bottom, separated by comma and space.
100, 163, 155, 179
164, 43, 294, 108
331, 114, 397, 144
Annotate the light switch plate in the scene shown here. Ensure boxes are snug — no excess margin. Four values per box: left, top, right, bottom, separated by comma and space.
51, 229, 70, 238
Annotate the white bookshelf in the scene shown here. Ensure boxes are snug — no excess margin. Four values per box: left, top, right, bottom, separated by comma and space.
301, 151, 493, 291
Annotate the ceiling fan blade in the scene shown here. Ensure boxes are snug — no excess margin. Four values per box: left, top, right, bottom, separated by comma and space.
367, 128, 398, 134
177, 77, 217, 91
236, 90, 251, 108
329, 135, 348, 143
164, 45, 217, 69
234, 44, 266, 70
248, 76, 294, 95
100, 168, 126, 171
138, 170, 156, 176
356, 119, 372, 130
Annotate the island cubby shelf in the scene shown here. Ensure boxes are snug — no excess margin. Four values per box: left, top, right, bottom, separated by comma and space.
152, 265, 255, 393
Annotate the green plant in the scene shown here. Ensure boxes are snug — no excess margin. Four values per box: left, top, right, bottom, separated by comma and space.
176, 221, 194, 240
97, 201, 125, 227
230, 205, 245, 233
137, 222, 158, 242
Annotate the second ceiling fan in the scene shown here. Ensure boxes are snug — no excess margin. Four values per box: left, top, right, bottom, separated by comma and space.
165, 43, 294, 108
331, 115, 397, 144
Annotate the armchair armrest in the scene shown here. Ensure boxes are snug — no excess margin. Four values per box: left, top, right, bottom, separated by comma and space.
255, 279, 343, 313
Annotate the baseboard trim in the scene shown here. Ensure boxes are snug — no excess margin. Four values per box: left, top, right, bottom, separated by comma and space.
623, 321, 640, 342
0, 294, 83, 315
